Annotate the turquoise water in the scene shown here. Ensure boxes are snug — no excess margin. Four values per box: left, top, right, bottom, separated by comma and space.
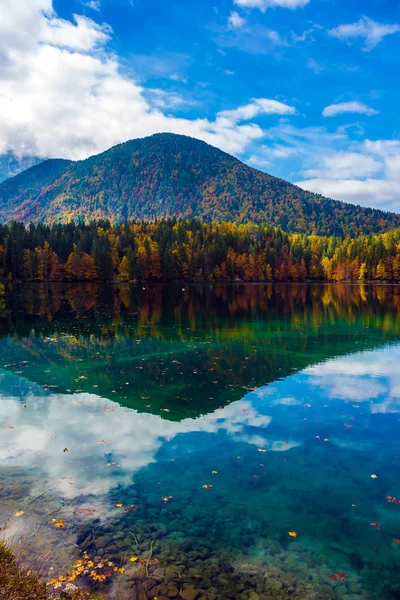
0, 283, 400, 599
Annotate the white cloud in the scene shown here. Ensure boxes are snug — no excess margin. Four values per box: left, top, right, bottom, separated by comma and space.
234, 0, 309, 11
145, 88, 190, 109
302, 152, 381, 179
85, 0, 101, 9
0, 0, 293, 160
322, 101, 378, 118
329, 16, 400, 51
296, 137, 400, 208
219, 98, 295, 121
40, 14, 111, 51
248, 155, 271, 168
228, 10, 246, 28
297, 178, 400, 209
307, 57, 323, 74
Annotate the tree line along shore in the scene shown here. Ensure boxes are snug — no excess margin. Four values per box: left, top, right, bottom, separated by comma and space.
1, 219, 400, 283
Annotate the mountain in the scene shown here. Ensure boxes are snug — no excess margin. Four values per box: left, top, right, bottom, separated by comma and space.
0, 133, 399, 236
0, 159, 74, 223
0, 153, 44, 183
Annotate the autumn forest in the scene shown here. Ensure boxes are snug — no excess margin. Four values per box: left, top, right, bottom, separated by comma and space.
1, 219, 400, 283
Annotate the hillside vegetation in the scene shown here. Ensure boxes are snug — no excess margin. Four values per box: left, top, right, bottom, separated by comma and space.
0, 159, 73, 223
0, 134, 399, 236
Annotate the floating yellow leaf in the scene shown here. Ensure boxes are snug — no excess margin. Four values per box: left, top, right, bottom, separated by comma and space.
258, 448, 266, 453
54, 519, 65, 528
130, 557, 138, 563
115, 503, 123, 508
288, 531, 298, 538
371, 474, 378, 479
212, 471, 218, 474
202, 484, 213, 489
15, 511, 24, 517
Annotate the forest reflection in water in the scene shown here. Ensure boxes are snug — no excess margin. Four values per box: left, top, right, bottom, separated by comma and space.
1, 282, 400, 419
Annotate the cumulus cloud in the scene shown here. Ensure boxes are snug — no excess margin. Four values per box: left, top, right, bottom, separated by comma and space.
228, 10, 246, 28
322, 101, 378, 118
302, 152, 382, 179
0, 0, 292, 160
296, 137, 400, 209
219, 98, 295, 121
297, 178, 400, 210
234, 0, 309, 11
329, 16, 400, 51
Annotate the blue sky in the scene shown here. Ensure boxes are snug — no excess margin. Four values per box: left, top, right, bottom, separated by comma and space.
1, 0, 400, 210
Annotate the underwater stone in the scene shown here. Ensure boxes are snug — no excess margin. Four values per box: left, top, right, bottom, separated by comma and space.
166, 583, 180, 598
265, 577, 283, 591
151, 567, 165, 582
180, 585, 200, 600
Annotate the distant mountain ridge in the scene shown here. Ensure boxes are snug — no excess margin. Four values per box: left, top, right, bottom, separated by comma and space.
0, 153, 44, 183
0, 133, 399, 236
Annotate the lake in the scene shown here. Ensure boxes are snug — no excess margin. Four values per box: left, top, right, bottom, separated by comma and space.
0, 283, 400, 600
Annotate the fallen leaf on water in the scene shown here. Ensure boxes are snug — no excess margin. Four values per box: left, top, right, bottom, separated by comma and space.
63, 448, 68, 452
130, 557, 138, 563
371, 474, 378, 479
212, 471, 218, 475
258, 448, 266, 453
386, 495, 400, 504
393, 538, 400, 545
15, 511, 24, 517
115, 503, 123, 508
288, 531, 298, 538
371, 521, 380, 530
202, 484, 213, 489
54, 519, 65, 528
97, 440, 106, 445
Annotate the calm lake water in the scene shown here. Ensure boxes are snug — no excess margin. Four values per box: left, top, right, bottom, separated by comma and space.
1, 283, 400, 600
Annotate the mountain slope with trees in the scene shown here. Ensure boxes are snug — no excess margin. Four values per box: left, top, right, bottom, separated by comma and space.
0, 159, 73, 224
0, 133, 399, 236
0, 152, 44, 183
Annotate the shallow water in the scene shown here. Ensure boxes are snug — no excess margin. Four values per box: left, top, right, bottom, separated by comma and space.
1, 283, 400, 599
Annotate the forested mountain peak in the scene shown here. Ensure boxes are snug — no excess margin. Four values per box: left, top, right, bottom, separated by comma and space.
0, 133, 399, 237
